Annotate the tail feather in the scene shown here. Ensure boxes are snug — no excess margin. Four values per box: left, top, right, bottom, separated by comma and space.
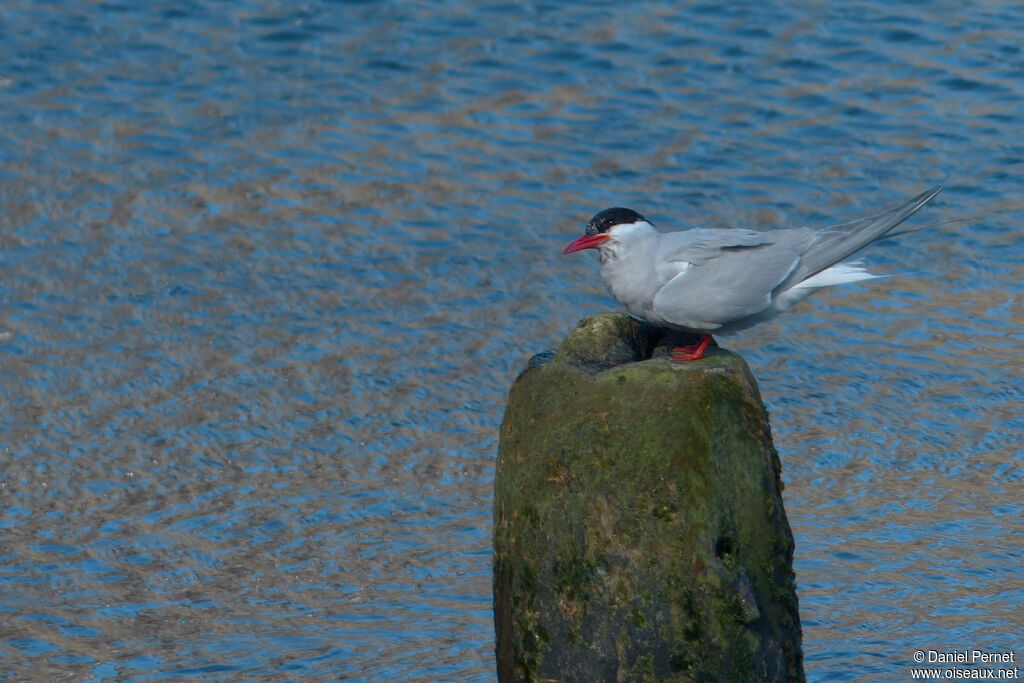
772, 262, 883, 312
778, 186, 943, 291
789, 262, 882, 290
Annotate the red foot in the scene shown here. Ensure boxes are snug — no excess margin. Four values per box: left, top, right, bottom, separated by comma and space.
672, 334, 713, 362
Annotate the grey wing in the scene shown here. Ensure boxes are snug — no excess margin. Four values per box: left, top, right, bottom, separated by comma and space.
652, 229, 813, 329
776, 186, 943, 290
661, 229, 778, 265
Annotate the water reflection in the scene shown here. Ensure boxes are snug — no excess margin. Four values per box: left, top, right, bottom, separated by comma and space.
1, 1, 1022, 680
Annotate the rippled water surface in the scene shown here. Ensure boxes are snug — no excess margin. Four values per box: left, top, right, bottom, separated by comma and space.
1, 1, 1022, 680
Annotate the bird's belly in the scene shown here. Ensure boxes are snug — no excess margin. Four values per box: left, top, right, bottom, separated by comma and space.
601, 257, 683, 324
605, 278, 664, 325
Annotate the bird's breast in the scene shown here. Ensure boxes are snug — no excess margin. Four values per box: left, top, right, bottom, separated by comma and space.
599, 249, 684, 324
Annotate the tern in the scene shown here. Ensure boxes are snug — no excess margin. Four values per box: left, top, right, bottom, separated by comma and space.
562, 187, 943, 361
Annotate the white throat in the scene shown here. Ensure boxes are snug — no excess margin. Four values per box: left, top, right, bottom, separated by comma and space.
596, 221, 665, 321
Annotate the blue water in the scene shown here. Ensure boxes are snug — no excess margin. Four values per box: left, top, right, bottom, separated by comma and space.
1, 1, 1021, 680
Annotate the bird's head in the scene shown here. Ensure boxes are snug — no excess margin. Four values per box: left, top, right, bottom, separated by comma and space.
562, 207, 652, 257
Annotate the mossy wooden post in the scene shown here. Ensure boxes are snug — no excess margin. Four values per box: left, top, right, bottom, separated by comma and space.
494, 313, 804, 682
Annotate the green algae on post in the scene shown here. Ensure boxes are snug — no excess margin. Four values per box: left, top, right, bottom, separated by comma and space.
494, 314, 804, 682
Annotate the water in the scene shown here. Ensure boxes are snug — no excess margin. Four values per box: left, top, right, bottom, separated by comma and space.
0, 1, 1021, 680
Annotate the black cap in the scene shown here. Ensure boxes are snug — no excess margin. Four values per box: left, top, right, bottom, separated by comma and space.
585, 207, 649, 236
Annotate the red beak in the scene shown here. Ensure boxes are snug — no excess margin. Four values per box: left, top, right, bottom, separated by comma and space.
562, 233, 610, 254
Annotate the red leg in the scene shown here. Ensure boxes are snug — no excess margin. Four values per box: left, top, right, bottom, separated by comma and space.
672, 334, 713, 362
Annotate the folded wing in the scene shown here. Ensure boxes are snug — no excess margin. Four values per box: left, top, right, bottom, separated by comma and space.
652, 229, 814, 330
776, 186, 943, 291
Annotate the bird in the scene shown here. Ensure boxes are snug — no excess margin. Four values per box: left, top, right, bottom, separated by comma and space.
562, 186, 943, 361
